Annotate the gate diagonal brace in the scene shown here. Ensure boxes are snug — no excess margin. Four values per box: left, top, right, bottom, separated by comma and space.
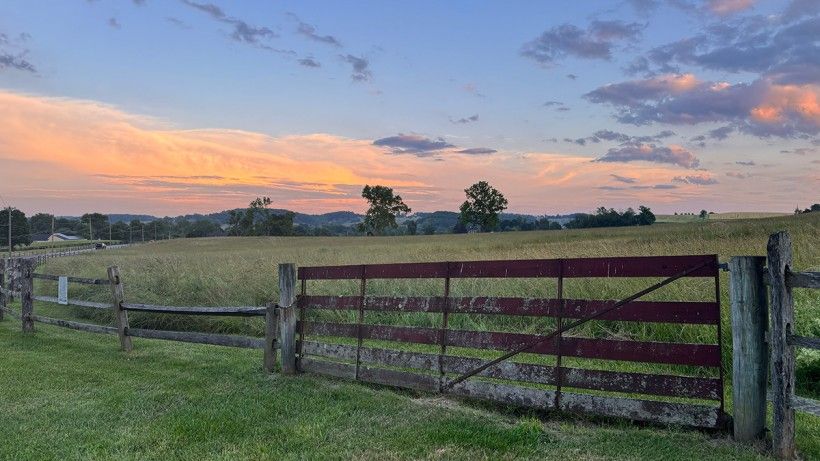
441, 261, 713, 391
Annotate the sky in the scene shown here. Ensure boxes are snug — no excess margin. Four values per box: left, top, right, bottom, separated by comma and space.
0, 0, 818, 216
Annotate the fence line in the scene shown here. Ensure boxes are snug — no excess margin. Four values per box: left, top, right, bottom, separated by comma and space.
1, 233, 818, 458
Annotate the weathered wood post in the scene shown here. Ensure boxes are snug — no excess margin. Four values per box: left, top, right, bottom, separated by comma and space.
20, 258, 34, 332
263, 302, 279, 373
768, 231, 795, 459
278, 263, 297, 375
729, 256, 768, 442
0, 259, 6, 321
107, 266, 132, 352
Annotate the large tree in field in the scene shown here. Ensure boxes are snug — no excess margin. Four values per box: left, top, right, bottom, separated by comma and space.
1, 208, 32, 249
358, 185, 411, 235
459, 181, 508, 232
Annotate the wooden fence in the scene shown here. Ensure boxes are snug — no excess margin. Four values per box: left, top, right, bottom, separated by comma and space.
728, 231, 820, 460
0, 259, 276, 366
2, 236, 817, 458
293, 255, 727, 428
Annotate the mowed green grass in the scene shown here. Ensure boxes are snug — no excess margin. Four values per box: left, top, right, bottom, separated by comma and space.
2, 212, 819, 459
0, 320, 776, 461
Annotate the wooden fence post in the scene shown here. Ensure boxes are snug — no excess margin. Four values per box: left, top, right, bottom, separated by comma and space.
0, 260, 6, 321
729, 256, 768, 442
20, 259, 34, 332
768, 231, 795, 459
278, 263, 297, 375
107, 266, 132, 352
263, 302, 279, 372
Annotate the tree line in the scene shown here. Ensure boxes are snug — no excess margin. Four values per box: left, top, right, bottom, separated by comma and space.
2, 179, 695, 248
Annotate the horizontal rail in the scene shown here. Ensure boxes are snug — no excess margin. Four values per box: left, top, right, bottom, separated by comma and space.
32, 295, 111, 310
788, 271, 820, 289
299, 357, 723, 428
121, 303, 266, 317
0, 306, 21, 319
31, 315, 117, 335
301, 341, 721, 400
789, 334, 820, 350
792, 395, 820, 417
31, 273, 111, 285
127, 328, 264, 349
299, 321, 721, 367
299, 255, 718, 280
298, 295, 719, 324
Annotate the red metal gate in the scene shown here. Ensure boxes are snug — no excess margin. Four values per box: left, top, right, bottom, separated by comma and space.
295, 255, 726, 428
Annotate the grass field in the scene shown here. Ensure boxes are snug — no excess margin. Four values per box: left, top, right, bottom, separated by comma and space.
2, 212, 819, 459
655, 212, 791, 223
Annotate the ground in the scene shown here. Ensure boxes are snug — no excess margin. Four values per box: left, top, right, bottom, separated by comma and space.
1, 212, 818, 459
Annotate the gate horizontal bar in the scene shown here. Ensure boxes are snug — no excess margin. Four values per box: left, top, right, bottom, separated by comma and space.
301, 341, 722, 400
298, 295, 719, 324
298, 255, 719, 280
299, 321, 720, 367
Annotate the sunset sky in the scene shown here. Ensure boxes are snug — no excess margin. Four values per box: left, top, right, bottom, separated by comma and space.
0, 0, 818, 216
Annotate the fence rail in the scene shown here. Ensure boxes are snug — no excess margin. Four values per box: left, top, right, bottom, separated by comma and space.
121, 303, 265, 317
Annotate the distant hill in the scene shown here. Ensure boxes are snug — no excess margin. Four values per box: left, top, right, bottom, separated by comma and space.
78, 209, 576, 232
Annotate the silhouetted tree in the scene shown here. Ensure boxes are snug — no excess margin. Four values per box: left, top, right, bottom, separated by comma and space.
459, 181, 508, 232
358, 185, 411, 235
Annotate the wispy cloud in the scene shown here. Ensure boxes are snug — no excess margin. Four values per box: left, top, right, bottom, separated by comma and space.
340, 54, 371, 82
182, 0, 278, 46
521, 20, 645, 65
450, 114, 479, 124
596, 143, 700, 168
297, 21, 342, 47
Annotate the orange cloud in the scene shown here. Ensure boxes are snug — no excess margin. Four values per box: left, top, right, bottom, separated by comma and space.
751, 83, 820, 126
0, 90, 813, 215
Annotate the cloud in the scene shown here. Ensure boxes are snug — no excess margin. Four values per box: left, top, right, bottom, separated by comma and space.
570, 129, 677, 146
1, 89, 813, 215
0, 51, 36, 73
707, 0, 756, 16
451, 114, 479, 124
340, 54, 371, 82
780, 147, 817, 155
736, 160, 756, 166
610, 174, 637, 183
521, 20, 644, 65
298, 57, 321, 68
595, 143, 700, 168
108, 17, 121, 29
585, 74, 820, 138
182, 1, 277, 46
0, 30, 36, 73
643, 12, 819, 85
166, 17, 189, 29
543, 100, 563, 107
456, 148, 497, 155
373, 134, 454, 156
708, 125, 734, 139
566, 74, 578, 80
297, 22, 342, 47
726, 171, 752, 179
673, 174, 718, 185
